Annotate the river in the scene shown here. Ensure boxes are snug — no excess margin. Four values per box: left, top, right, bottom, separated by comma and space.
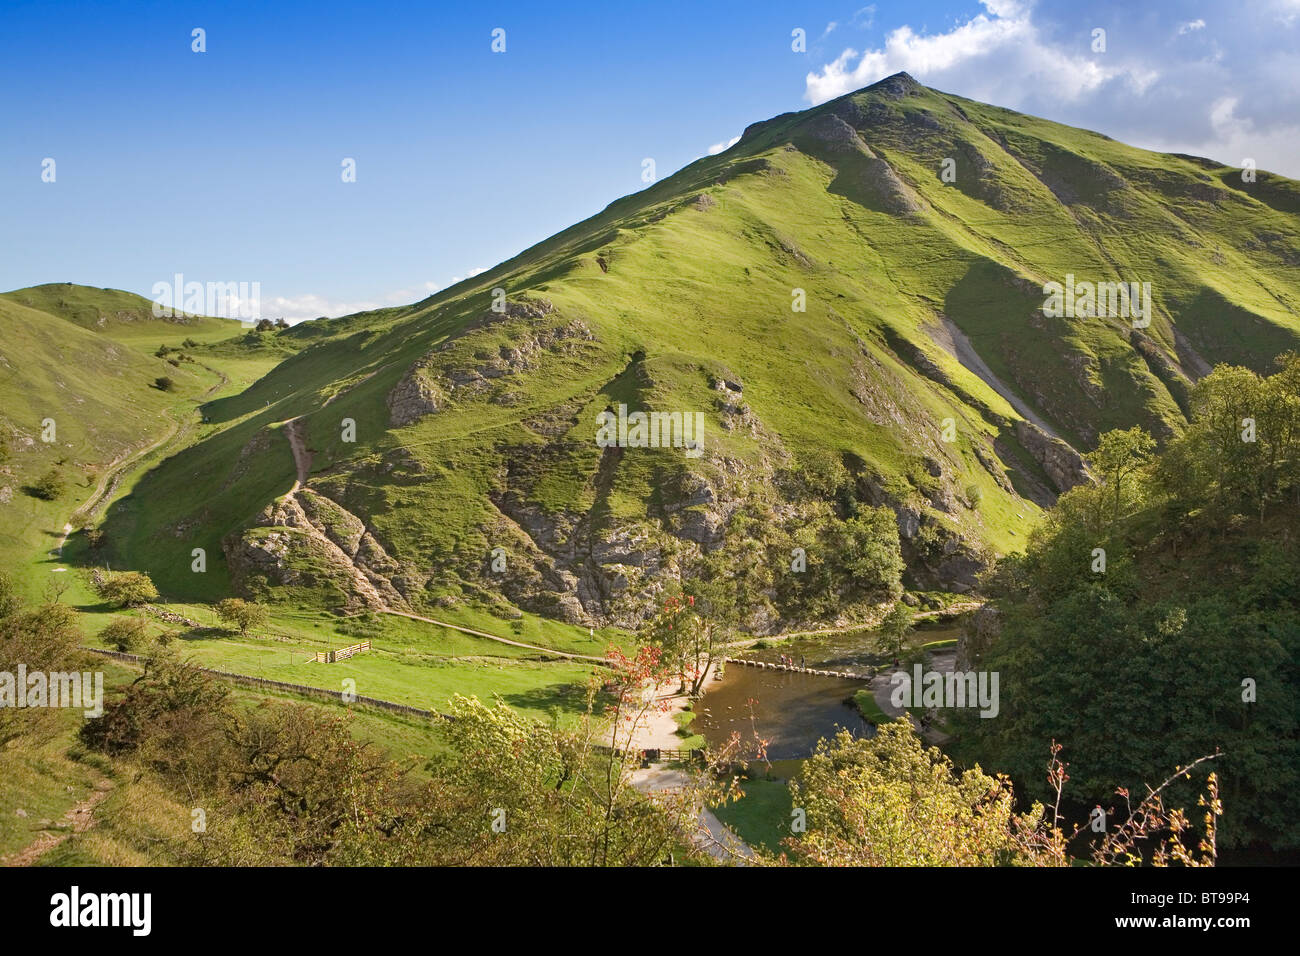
693, 624, 961, 760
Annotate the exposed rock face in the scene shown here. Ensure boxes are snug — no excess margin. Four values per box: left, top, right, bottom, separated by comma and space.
223, 488, 410, 613
386, 310, 595, 427
387, 364, 445, 426
1013, 420, 1090, 494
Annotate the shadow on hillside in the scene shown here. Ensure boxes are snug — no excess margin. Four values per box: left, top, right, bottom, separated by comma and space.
500, 680, 597, 719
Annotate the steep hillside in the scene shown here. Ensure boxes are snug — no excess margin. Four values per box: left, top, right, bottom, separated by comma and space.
89, 73, 1300, 633
0, 288, 264, 596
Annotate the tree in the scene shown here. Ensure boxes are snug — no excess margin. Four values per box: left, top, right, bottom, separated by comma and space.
1088, 426, 1156, 525
785, 722, 1220, 867
970, 354, 1300, 850
97, 571, 159, 608
100, 616, 150, 652
0, 591, 82, 746
215, 597, 268, 636
644, 587, 725, 696
789, 722, 1027, 865
877, 600, 914, 658
155, 376, 176, 391
837, 505, 906, 599
32, 468, 65, 500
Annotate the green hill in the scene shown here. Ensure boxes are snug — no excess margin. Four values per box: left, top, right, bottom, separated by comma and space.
0, 288, 271, 598
37, 73, 1300, 634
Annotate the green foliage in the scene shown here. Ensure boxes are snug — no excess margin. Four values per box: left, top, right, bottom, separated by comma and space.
0, 589, 83, 745
215, 598, 269, 636
789, 722, 1029, 865
96, 571, 159, 608
878, 600, 914, 657
31, 468, 65, 500
968, 355, 1300, 850
100, 616, 149, 653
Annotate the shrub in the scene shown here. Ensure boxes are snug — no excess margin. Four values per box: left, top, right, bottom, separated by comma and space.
101, 616, 150, 652
97, 571, 159, 608
32, 469, 65, 500
215, 597, 269, 636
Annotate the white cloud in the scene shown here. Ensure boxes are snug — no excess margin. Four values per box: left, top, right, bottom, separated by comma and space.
820, 21, 838, 40
259, 293, 382, 323
805, 0, 1120, 107
260, 268, 490, 324
707, 135, 741, 155
803, 0, 1300, 177
851, 5, 876, 30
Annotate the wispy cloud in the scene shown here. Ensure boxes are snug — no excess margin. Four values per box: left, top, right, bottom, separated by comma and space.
805, 1, 1119, 107
851, 5, 875, 30
804, 0, 1300, 178
707, 135, 741, 155
262, 268, 489, 323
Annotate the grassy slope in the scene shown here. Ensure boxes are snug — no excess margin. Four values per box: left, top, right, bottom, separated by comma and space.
5, 79, 1299, 818
106, 75, 1298, 621
1, 287, 619, 753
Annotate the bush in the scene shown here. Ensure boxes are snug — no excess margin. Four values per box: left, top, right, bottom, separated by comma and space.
101, 616, 149, 652
97, 571, 159, 608
31, 468, 65, 500
215, 597, 269, 636
155, 376, 176, 391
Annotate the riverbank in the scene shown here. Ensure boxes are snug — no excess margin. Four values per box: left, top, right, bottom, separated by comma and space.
628, 660, 717, 752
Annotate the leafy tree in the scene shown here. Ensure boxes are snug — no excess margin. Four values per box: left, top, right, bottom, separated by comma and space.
1088, 426, 1155, 525
836, 505, 906, 599
31, 468, 65, 500
100, 615, 150, 652
215, 598, 268, 636
0, 592, 82, 745
789, 722, 1028, 865
877, 600, 914, 658
785, 722, 1220, 867
967, 354, 1300, 850
96, 571, 159, 608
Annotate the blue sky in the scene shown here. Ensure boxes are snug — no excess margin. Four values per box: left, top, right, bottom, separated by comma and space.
2, 0, 1297, 321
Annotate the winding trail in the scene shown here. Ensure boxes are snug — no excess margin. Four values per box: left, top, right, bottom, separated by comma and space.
2, 778, 113, 867
282, 417, 312, 494
631, 764, 754, 863
56, 363, 229, 551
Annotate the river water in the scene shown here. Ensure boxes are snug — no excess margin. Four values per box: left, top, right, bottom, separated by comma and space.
693, 624, 960, 760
